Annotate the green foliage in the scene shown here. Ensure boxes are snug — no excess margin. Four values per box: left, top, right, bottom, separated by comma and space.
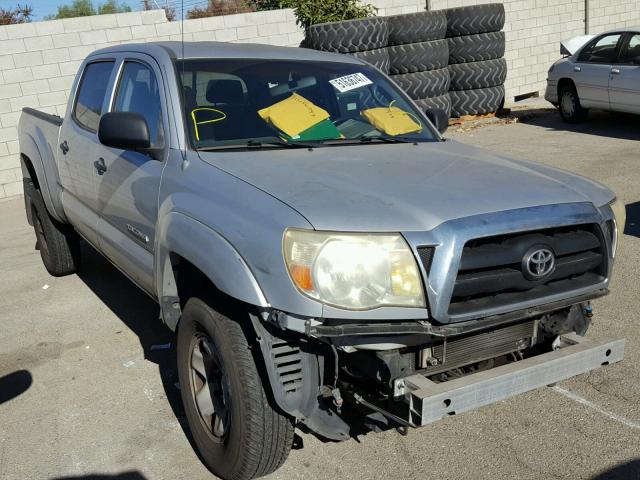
45, 0, 130, 19
280, 0, 377, 31
97, 0, 131, 14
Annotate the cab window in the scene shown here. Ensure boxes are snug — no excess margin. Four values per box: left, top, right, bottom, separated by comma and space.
621, 34, 640, 64
73, 61, 115, 132
578, 34, 623, 63
113, 61, 164, 147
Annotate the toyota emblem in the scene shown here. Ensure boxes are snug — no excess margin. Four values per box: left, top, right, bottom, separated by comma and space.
522, 246, 555, 280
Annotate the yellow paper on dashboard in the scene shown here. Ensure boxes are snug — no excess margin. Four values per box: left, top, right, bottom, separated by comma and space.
258, 93, 330, 138
361, 106, 422, 136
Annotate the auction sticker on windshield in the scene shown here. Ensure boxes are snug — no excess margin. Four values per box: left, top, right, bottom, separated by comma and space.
329, 73, 373, 93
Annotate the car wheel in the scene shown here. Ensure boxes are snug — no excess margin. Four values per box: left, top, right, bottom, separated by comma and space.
30, 185, 80, 276
559, 85, 588, 123
177, 298, 294, 480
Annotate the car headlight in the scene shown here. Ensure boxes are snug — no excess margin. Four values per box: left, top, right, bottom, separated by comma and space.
283, 229, 425, 310
609, 198, 626, 257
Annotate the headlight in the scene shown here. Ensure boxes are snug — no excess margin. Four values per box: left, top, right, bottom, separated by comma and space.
609, 198, 626, 257
283, 229, 425, 310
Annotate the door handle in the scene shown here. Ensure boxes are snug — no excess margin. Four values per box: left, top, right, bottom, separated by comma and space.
93, 158, 107, 175
60, 140, 69, 155
611, 68, 621, 74
573, 66, 581, 72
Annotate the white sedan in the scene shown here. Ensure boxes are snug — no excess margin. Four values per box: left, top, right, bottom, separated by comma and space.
545, 28, 640, 122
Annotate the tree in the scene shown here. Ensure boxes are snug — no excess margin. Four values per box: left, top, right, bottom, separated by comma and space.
186, 0, 253, 19
0, 4, 33, 24
98, 0, 132, 14
142, 0, 175, 22
45, 0, 131, 20
282, 0, 376, 31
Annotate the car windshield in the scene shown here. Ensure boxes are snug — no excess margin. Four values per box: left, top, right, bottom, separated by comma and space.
176, 59, 438, 150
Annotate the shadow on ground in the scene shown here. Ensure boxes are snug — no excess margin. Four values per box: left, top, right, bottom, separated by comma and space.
507, 108, 640, 141
75, 243, 191, 444
0, 369, 32, 405
591, 459, 640, 480
51, 472, 146, 480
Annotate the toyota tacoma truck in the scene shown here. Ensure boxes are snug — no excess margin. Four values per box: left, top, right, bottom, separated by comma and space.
18, 42, 626, 480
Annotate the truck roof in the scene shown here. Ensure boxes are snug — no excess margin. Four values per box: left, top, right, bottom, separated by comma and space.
91, 41, 363, 65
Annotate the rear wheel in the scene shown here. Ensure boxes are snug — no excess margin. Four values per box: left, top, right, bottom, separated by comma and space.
30, 186, 79, 276
177, 298, 294, 480
559, 84, 588, 123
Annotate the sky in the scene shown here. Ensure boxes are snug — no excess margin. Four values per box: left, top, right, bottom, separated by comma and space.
1, 0, 143, 20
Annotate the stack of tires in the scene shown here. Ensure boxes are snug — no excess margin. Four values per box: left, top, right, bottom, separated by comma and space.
303, 12, 450, 114
303, 3, 507, 120
304, 17, 391, 74
445, 4, 507, 117
384, 11, 451, 115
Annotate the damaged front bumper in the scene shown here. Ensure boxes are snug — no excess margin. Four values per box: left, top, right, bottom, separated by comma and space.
395, 333, 625, 426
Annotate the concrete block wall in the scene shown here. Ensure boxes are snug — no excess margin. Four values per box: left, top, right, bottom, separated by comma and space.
429, 0, 640, 103
0, 0, 426, 200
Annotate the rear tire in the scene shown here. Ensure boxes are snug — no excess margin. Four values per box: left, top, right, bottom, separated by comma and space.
177, 298, 294, 480
559, 84, 588, 123
30, 186, 79, 277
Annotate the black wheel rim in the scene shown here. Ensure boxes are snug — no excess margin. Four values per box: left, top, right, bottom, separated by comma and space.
188, 332, 231, 442
34, 212, 50, 259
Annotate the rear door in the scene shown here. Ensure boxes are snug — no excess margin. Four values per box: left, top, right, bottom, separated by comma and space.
94, 54, 169, 295
609, 32, 640, 114
58, 58, 117, 247
573, 33, 624, 109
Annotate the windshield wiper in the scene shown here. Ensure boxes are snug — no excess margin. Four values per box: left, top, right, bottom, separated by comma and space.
197, 139, 319, 151
324, 136, 416, 146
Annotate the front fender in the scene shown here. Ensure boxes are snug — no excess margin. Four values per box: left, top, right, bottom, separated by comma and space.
155, 211, 268, 329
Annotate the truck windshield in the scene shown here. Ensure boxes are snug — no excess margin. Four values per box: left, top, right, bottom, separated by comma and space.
175, 59, 438, 150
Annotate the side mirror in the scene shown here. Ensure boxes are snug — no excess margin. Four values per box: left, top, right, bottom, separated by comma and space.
98, 112, 151, 151
424, 108, 449, 135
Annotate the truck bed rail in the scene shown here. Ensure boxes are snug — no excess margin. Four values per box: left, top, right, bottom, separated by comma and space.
22, 107, 63, 127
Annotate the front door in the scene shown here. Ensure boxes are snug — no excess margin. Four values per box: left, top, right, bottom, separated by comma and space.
573, 33, 624, 109
609, 33, 640, 114
94, 56, 169, 295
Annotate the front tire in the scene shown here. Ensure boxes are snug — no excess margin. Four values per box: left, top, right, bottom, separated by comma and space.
177, 298, 293, 480
559, 84, 588, 123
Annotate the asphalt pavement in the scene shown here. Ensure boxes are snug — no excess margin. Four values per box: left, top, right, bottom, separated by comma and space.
0, 105, 638, 480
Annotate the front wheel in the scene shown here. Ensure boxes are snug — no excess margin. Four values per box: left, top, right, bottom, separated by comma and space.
559, 84, 588, 123
177, 298, 294, 480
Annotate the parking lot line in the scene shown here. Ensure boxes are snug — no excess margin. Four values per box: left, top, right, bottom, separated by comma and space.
551, 386, 640, 430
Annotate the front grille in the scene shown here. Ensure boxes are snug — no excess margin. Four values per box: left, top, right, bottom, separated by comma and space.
448, 224, 607, 316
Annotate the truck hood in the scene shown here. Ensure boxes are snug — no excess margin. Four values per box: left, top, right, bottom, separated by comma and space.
199, 140, 614, 232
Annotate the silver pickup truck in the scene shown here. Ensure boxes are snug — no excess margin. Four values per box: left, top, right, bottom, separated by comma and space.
19, 42, 626, 480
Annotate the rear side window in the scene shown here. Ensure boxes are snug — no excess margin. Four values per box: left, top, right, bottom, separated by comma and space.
578, 34, 622, 63
73, 61, 115, 132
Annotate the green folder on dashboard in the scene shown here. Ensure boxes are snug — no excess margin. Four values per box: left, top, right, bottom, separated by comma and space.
282, 119, 343, 142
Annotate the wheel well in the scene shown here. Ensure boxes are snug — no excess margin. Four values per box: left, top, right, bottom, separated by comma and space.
557, 78, 576, 96
167, 253, 250, 329
21, 154, 39, 190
